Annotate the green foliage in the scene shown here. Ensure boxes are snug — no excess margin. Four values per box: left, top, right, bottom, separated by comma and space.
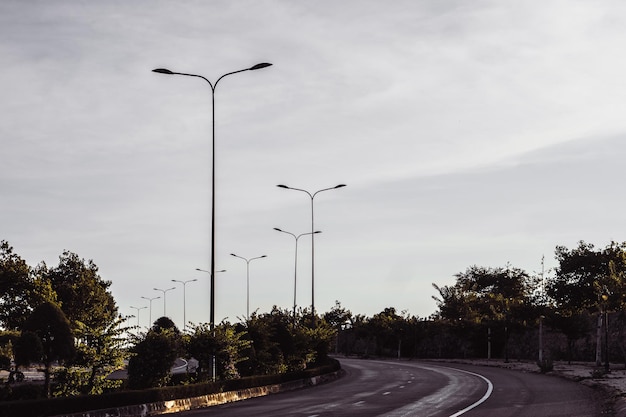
127, 320, 182, 389
44, 251, 117, 330
187, 322, 251, 381
547, 241, 626, 313
20, 302, 75, 397
0, 241, 34, 330
52, 367, 122, 397
65, 315, 131, 395
0, 331, 18, 370
13, 331, 43, 368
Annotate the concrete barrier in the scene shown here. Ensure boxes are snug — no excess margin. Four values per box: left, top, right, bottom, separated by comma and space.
53, 369, 344, 417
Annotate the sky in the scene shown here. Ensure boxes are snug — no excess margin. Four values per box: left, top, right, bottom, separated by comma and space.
3, 0, 626, 330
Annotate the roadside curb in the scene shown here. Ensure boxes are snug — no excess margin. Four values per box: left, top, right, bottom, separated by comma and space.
53, 369, 344, 417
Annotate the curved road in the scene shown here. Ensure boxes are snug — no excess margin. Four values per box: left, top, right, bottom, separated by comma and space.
177, 358, 607, 417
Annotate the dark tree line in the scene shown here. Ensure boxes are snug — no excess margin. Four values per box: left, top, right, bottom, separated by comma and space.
330, 241, 626, 369
3, 238, 626, 400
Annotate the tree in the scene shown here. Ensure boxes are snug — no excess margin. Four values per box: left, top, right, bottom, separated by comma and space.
58, 315, 131, 395
324, 301, 352, 355
18, 302, 75, 397
127, 317, 182, 389
0, 241, 34, 330
433, 264, 536, 360
43, 251, 125, 394
45, 251, 117, 330
546, 242, 626, 361
187, 322, 251, 381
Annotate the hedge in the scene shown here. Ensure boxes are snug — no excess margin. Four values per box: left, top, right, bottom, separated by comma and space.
0, 359, 340, 417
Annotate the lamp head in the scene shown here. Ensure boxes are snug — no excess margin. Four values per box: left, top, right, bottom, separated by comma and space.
152, 68, 174, 74
276, 184, 289, 189
335, 184, 347, 189
249, 63, 272, 70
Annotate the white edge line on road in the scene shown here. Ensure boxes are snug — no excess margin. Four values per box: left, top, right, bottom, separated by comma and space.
444, 367, 494, 417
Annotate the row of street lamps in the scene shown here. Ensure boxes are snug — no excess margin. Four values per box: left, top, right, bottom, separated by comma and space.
151, 62, 346, 324
151, 61, 345, 378
131, 279, 196, 331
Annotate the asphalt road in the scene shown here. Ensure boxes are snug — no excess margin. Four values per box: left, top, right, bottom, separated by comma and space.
176, 358, 608, 417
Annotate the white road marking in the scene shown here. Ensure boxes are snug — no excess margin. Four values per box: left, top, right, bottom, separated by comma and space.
446, 367, 493, 417
383, 391, 391, 396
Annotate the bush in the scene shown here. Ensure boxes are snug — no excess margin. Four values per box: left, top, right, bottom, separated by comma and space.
536, 358, 553, 373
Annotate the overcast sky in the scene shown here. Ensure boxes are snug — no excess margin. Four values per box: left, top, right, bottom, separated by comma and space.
3, 1, 626, 329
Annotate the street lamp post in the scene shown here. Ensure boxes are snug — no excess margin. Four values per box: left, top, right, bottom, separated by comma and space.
172, 279, 198, 331
274, 228, 321, 322
152, 63, 272, 340
602, 288, 610, 372
276, 184, 346, 319
130, 305, 147, 330
154, 287, 176, 317
140, 296, 161, 327
230, 253, 267, 319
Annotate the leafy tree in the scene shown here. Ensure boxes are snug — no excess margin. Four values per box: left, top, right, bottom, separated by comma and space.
238, 311, 286, 376
433, 264, 535, 360
45, 251, 117, 330
19, 302, 75, 397
187, 322, 251, 381
324, 301, 352, 355
42, 251, 126, 394
127, 317, 182, 389
61, 315, 131, 395
547, 241, 626, 363
0, 241, 34, 330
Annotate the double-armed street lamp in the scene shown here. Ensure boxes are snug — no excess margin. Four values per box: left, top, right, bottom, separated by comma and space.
130, 305, 147, 330
230, 253, 267, 319
154, 287, 176, 317
152, 63, 272, 339
276, 184, 346, 318
172, 279, 198, 331
274, 228, 321, 321
141, 296, 161, 326
195, 268, 226, 275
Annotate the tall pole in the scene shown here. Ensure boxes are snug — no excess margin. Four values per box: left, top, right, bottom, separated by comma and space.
130, 305, 147, 330
172, 279, 198, 331
230, 254, 267, 319
276, 184, 345, 319
140, 296, 160, 327
153, 63, 272, 334
274, 228, 321, 322
154, 287, 176, 317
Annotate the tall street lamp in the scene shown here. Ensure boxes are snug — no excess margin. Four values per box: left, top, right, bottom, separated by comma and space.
230, 253, 267, 319
154, 287, 176, 317
152, 63, 272, 339
130, 305, 147, 330
274, 228, 321, 321
141, 296, 160, 326
172, 279, 198, 331
276, 184, 346, 318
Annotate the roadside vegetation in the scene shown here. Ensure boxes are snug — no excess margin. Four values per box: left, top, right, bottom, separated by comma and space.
1, 239, 626, 406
